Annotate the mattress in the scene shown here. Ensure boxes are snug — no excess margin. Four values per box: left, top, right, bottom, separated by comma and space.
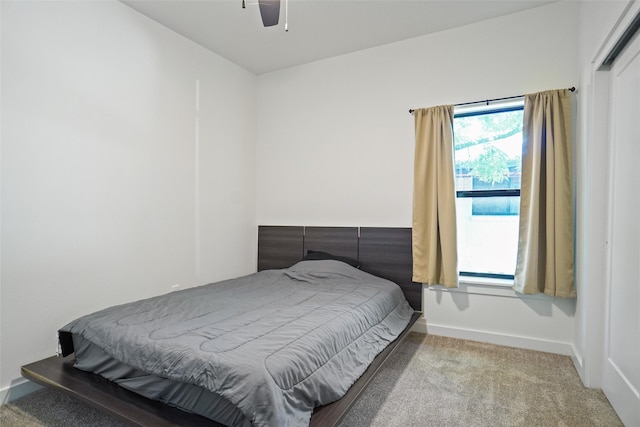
59, 260, 414, 426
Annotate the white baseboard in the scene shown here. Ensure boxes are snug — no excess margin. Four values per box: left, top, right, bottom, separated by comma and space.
413, 317, 574, 356
1, 378, 42, 404
571, 344, 587, 385
604, 358, 640, 427
411, 315, 428, 334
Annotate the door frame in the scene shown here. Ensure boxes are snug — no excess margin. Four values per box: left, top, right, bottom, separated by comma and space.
583, 3, 640, 426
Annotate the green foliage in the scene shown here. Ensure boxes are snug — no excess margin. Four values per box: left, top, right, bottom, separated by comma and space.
471, 145, 510, 185
454, 109, 523, 186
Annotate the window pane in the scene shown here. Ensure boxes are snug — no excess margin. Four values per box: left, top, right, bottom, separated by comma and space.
472, 194, 520, 216
454, 109, 523, 191
456, 197, 519, 276
453, 107, 523, 278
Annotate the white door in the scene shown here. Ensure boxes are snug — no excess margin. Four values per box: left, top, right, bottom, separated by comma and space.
604, 25, 640, 427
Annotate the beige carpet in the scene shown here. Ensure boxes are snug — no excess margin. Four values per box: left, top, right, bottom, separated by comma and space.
339, 333, 622, 427
1, 333, 622, 427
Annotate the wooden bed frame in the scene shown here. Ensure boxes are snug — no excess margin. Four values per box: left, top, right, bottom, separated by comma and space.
22, 226, 422, 426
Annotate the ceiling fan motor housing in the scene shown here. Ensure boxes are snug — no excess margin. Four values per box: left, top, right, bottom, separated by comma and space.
259, 0, 280, 27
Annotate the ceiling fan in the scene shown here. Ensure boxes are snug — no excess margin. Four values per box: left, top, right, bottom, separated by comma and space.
243, 0, 287, 29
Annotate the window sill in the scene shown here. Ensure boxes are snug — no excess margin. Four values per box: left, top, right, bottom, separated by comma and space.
459, 276, 513, 287
426, 277, 552, 300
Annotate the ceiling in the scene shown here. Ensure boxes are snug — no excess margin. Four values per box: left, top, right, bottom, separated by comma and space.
122, 0, 556, 75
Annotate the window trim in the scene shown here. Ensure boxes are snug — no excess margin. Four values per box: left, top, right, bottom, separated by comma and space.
454, 102, 523, 118
459, 271, 515, 281
456, 189, 520, 198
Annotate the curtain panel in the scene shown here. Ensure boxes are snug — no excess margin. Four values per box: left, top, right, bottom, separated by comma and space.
412, 105, 459, 287
514, 89, 575, 297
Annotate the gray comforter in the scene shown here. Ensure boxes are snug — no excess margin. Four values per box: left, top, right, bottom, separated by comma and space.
60, 260, 414, 426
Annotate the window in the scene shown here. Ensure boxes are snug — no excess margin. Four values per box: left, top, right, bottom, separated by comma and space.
453, 102, 524, 280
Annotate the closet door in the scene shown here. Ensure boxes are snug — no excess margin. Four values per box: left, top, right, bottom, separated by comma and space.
604, 25, 640, 427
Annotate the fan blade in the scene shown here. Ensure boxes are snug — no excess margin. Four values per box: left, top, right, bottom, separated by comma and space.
258, 0, 280, 27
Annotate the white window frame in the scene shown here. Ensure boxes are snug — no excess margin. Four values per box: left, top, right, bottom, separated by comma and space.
453, 100, 524, 285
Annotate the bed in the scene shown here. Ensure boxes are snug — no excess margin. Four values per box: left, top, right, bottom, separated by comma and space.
21, 226, 422, 426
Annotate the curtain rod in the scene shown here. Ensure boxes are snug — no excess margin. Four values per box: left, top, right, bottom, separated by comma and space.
408, 87, 575, 114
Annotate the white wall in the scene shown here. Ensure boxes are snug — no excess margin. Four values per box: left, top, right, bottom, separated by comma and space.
573, 0, 637, 391
256, 1, 579, 353
0, 0, 257, 400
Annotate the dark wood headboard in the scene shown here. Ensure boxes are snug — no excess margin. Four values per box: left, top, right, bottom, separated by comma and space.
257, 226, 422, 312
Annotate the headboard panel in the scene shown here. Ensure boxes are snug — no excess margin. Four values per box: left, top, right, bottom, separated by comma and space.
304, 227, 358, 260
359, 227, 421, 311
257, 226, 422, 312
257, 226, 304, 271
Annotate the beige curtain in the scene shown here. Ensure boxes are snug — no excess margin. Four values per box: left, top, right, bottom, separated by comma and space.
514, 89, 575, 297
412, 105, 459, 287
